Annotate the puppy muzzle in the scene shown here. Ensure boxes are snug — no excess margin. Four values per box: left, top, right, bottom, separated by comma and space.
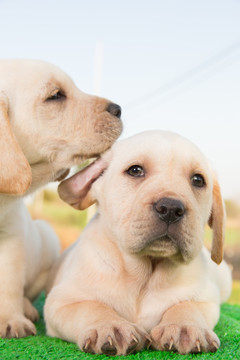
136, 197, 187, 258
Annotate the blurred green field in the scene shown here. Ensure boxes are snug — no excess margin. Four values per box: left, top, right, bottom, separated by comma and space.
32, 189, 88, 228
204, 226, 240, 246
28, 190, 240, 305
40, 201, 88, 229
230, 281, 240, 304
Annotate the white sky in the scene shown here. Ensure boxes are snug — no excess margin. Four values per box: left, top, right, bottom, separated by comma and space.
0, 0, 240, 200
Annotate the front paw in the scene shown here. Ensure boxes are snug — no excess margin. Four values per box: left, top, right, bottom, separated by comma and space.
24, 298, 39, 323
0, 316, 36, 338
151, 324, 220, 354
78, 321, 148, 355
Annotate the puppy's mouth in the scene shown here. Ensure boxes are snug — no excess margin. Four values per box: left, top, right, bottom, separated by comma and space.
55, 153, 101, 183
54, 168, 70, 181
137, 232, 180, 258
72, 153, 99, 164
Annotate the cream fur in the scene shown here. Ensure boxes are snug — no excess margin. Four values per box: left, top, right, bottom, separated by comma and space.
45, 131, 232, 355
0, 59, 122, 338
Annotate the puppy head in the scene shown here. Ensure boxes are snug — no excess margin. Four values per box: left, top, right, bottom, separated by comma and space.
0, 60, 122, 195
59, 131, 225, 265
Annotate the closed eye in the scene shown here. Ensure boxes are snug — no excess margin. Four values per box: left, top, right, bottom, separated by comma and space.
46, 89, 66, 101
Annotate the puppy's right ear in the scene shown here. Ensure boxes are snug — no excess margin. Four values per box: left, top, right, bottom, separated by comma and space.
0, 93, 32, 195
58, 158, 107, 210
208, 176, 225, 264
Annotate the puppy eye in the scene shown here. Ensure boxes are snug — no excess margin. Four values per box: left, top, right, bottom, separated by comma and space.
126, 165, 145, 177
46, 90, 66, 101
191, 174, 205, 188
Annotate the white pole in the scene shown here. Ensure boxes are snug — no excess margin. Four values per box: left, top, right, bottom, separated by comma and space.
87, 41, 104, 223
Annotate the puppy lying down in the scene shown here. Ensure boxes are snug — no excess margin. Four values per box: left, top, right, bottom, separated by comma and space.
45, 131, 232, 355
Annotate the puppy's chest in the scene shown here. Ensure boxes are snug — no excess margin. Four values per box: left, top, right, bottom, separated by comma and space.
93, 256, 169, 325
89, 252, 149, 322
99, 261, 187, 330
90, 248, 192, 329
136, 271, 174, 330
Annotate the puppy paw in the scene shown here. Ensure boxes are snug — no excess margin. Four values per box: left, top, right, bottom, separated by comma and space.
24, 298, 39, 323
0, 316, 36, 338
151, 324, 220, 354
78, 321, 148, 355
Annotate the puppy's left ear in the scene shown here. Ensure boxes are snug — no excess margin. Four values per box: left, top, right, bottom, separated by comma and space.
58, 158, 107, 210
208, 176, 225, 264
0, 93, 32, 195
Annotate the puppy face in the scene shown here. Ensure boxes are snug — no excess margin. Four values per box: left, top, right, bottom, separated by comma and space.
59, 131, 225, 264
0, 60, 122, 194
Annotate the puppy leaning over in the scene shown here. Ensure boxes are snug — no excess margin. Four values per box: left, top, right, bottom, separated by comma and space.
45, 131, 232, 355
0, 59, 122, 338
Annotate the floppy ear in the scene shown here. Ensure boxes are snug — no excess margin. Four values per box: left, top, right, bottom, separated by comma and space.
0, 94, 32, 195
58, 158, 107, 210
208, 176, 225, 264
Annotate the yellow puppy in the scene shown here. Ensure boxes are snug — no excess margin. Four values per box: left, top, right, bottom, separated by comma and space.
0, 59, 122, 338
45, 131, 231, 355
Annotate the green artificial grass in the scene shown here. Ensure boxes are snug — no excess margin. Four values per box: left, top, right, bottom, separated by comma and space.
0, 294, 239, 360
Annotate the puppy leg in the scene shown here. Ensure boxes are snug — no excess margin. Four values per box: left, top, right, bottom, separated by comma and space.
25, 219, 60, 300
23, 297, 39, 323
151, 301, 220, 354
0, 238, 36, 338
45, 293, 147, 355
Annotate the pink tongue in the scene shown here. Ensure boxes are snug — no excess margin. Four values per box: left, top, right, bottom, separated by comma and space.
58, 158, 107, 208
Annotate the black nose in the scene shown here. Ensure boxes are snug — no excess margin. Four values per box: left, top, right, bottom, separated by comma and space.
154, 198, 185, 224
106, 103, 121, 118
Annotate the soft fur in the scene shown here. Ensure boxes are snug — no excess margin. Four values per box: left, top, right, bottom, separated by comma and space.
0, 59, 122, 338
44, 131, 232, 355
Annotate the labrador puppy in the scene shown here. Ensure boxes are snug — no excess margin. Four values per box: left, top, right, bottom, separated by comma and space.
0, 59, 122, 338
45, 131, 231, 355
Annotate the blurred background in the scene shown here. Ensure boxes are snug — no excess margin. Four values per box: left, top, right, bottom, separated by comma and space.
0, 0, 239, 304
